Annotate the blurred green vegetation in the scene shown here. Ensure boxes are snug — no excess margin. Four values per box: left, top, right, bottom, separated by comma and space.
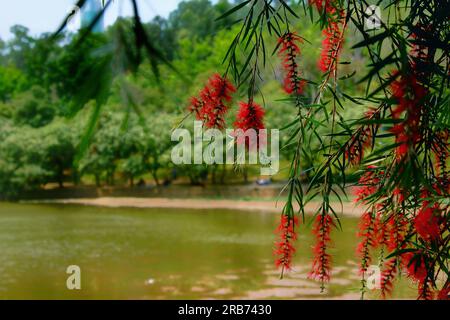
0, 0, 371, 198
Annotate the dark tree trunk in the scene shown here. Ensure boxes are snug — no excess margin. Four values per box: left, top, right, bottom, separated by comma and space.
57, 161, 64, 188
220, 164, 226, 184
72, 169, 80, 186
95, 174, 101, 187
107, 169, 115, 186
211, 164, 217, 184
151, 170, 160, 186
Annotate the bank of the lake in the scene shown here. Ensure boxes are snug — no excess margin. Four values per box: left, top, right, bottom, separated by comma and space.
26, 197, 365, 217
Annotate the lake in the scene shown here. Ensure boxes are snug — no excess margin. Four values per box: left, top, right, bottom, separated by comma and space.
0, 202, 416, 299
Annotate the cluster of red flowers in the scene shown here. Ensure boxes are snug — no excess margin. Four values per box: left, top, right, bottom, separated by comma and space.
309, 213, 334, 287
350, 22, 449, 299
277, 32, 306, 95
188, 73, 236, 129
274, 215, 299, 276
310, 0, 346, 74
353, 166, 448, 299
389, 73, 428, 161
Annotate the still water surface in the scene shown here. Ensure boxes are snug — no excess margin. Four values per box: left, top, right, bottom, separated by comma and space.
0, 202, 416, 299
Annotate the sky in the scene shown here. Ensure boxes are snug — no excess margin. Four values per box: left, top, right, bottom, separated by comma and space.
0, 0, 184, 40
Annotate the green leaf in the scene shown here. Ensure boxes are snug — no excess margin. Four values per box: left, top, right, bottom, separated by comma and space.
215, 0, 251, 21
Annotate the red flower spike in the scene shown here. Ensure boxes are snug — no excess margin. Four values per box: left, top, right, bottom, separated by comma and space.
312, 1, 346, 74
234, 101, 265, 149
234, 101, 265, 131
403, 252, 428, 283
380, 258, 397, 299
186, 73, 236, 130
375, 212, 390, 248
309, 213, 334, 288
385, 215, 408, 253
353, 166, 381, 204
309, 0, 333, 13
274, 215, 299, 276
437, 284, 450, 300
207, 73, 236, 103
389, 73, 428, 161
414, 193, 441, 241
356, 211, 378, 274
403, 252, 435, 302
188, 97, 204, 120
278, 32, 306, 95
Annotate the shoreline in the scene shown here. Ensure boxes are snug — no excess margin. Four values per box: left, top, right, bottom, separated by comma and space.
25, 197, 365, 217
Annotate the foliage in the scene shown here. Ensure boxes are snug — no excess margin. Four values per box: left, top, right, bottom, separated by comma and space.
212, 0, 449, 300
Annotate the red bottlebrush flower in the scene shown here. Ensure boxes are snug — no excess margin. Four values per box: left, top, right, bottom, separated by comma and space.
389, 73, 428, 160
356, 211, 378, 274
403, 251, 435, 301
309, 213, 334, 288
318, 24, 342, 73
318, 13, 346, 74
385, 214, 408, 253
353, 166, 380, 204
207, 73, 235, 103
389, 124, 409, 160
380, 258, 397, 299
418, 281, 435, 300
188, 96, 204, 120
234, 101, 265, 149
199, 85, 228, 129
274, 215, 299, 276
392, 187, 406, 204
310, 0, 346, 74
187, 73, 236, 129
375, 212, 390, 248
278, 32, 306, 95
309, 0, 333, 13
414, 203, 441, 241
403, 252, 428, 283
437, 285, 450, 300
234, 101, 265, 131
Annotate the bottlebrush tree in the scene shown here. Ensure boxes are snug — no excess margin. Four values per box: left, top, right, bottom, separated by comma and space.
185, 0, 449, 300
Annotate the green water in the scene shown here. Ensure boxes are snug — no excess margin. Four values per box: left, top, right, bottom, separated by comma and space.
0, 202, 416, 299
